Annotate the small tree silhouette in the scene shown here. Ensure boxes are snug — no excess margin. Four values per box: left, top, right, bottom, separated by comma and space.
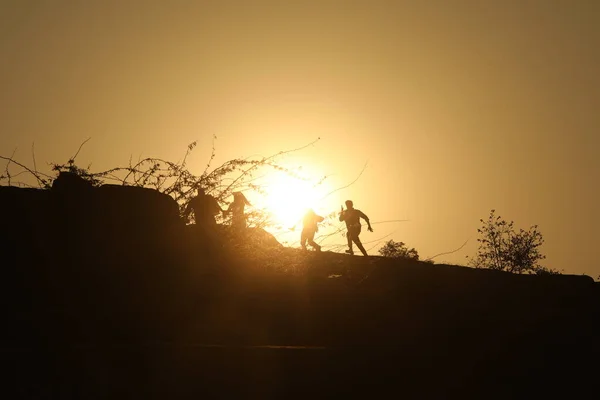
378, 240, 419, 261
468, 209, 557, 275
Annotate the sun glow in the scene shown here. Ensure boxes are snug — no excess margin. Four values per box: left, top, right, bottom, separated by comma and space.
261, 170, 332, 229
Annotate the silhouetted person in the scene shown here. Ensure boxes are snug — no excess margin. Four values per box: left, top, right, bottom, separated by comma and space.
224, 191, 251, 231
301, 208, 324, 251
339, 199, 372, 256
183, 187, 223, 228
183, 188, 223, 252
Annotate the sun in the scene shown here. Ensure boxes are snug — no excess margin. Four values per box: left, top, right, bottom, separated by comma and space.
261, 170, 331, 229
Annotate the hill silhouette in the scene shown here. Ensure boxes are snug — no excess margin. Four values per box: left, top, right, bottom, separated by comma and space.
1, 172, 598, 398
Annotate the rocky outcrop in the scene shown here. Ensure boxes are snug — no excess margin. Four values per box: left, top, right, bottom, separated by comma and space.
1, 173, 191, 348
1, 172, 183, 260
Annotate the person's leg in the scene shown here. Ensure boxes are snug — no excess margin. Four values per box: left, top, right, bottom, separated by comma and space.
307, 231, 321, 251
345, 230, 354, 254
300, 231, 308, 250
353, 234, 368, 256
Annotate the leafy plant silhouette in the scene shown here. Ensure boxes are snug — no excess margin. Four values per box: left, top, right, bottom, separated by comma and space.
378, 240, 419, 261
467, 209, 558, 275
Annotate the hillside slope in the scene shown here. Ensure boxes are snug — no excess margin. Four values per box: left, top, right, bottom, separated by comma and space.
1, 180, 598, 398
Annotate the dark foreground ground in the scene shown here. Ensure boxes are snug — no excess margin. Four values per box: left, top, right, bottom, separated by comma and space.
6, 340, 595, 399
1, 182, 598, 398
2, 246, 599, 399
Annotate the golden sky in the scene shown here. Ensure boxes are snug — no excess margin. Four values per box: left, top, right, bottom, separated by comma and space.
1, 1, 598, 276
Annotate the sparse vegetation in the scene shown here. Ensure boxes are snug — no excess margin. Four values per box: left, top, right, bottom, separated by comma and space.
378, 239, 419, 260
0, 143, 572, 276
467, 209, 559, 275
1, 137, 326, 229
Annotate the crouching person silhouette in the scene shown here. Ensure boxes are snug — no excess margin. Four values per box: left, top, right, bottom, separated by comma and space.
339, 200, 372, 256
301, 208, 324, 251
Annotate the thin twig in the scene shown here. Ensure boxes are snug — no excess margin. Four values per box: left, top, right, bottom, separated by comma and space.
318, 161, 368, 201
219, 138, 321, 200
3, 148, 17, 186
425, 239, 469, 262
0, 153, 53, 187
202, 135, 217, 177
31, 142, 42, 187
70, 137, 91, 162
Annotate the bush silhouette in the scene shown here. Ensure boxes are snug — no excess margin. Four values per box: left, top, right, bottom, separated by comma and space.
468, 209, 558, 275
1, 137, 325, 231
378, 240, 419, 260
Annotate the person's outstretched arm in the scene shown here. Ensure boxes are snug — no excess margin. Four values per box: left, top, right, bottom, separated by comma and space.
359, 211, 373, 232
338, 206, 345, 222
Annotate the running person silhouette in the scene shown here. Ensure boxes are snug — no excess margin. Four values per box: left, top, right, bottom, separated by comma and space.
339, 200, 372, 256
301, 208, 324, 251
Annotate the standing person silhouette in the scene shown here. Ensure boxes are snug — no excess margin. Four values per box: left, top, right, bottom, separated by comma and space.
224, 191, 251, 231
183, 187, 224, 249
183, 187, 223, 228
339, 200, 372, 256
301, 208, 324, 251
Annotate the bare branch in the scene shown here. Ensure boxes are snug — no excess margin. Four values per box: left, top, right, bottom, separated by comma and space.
202, 135, 217, 177
425, 239, 469, 262
365, 231, 399, 252
3, 148, 17, 186
319, 161, 368, 201
70, 137, 91, 162
30, 142, 42, 187
217, 139, 320, 200
0, 151, 53, 188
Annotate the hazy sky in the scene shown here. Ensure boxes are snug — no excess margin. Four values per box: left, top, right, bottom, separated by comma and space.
1, 1, 598, 277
